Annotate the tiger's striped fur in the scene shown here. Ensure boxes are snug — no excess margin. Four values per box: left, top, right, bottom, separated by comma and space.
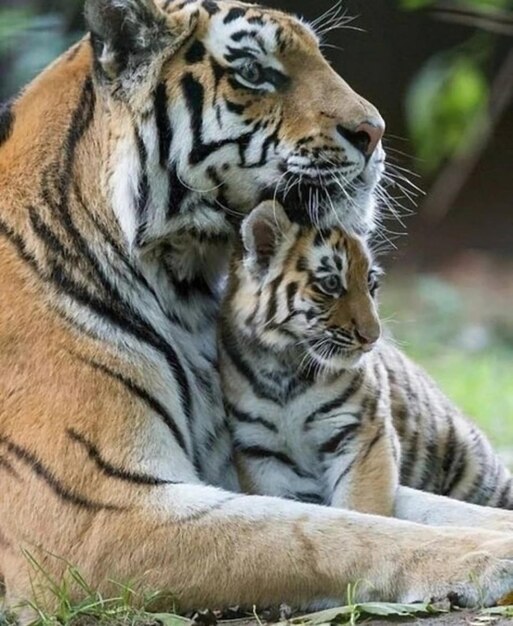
221, 202, 513, 514
2, 0, 513, 617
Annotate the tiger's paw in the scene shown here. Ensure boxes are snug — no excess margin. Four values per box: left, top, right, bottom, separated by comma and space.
400, 535, 513, 608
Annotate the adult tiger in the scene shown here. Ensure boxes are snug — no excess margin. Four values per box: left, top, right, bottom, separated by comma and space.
2, 0, 513, 616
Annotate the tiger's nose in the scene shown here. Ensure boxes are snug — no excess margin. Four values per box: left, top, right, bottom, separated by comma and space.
337, 119, 385, 158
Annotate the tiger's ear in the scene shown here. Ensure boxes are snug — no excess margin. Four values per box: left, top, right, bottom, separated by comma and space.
85, 0, 195, 80
241, 201, 291, 270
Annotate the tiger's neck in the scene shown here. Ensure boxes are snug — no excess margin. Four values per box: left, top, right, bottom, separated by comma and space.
3, 40, 231, 342
9, 39, 232, 281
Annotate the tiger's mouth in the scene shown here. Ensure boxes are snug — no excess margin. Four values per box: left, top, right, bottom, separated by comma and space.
259, 170, 370, 226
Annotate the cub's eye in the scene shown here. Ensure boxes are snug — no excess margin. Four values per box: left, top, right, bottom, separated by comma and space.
368, 272, 380, 297
318, 275, 344, 297
238, 60, 264, 85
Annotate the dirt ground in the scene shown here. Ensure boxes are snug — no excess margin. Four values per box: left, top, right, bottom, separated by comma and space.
218, 615, 511, 626
363, 614, 511, 626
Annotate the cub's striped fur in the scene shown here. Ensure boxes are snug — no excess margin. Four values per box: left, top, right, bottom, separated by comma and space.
2, 0, 513, 617
220, 202, 513, 514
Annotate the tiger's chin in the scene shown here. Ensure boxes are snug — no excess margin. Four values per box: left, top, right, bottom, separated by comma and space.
259, 168, 381, 235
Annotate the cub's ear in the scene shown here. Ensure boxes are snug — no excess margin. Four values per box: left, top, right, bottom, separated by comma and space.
241, 201, 292, 270
85, 0, 195, 79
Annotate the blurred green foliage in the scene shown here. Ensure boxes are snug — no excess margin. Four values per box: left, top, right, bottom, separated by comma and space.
0, 0, 83, 100
401, 0, 513, 173
407, 54, 489, 172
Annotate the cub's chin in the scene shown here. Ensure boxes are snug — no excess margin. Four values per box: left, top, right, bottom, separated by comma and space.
305, 343, 371, 378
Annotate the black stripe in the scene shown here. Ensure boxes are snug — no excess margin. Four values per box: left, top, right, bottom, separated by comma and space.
185, 40, 206, 64
182, 73, 252, 165
320, 423, 360, 455
225, 99, 246, 115
0, 100, 14, 147
135, 128, 149, 219
77, 356, 190, 455
225, 400, 278, 433
0, 436, 120, 511
237, 444, 315, 480
60, 76, 96, 196
304, 372, 364, 425
225, 46, 256, 63
224, 7, 246, 23
496, 482, 513, 509
291, 491, 324, 504
247, 16, 265, 26
44, 178, 194, 394
220, 324, 278, 402
359, 425, 384, 464
332, 458, 356, 491
73, 183, 188, 329
418, 418, 439, 491
167, 163, 189, 217
154, 82, 173, 169
231, 29, 257, 42
242, 115, 283, 168
68, 429, 180, 485
0, 457, 20, 479
265, 273, 283, 325
442, 444, 468, 496
400, 414, 420, 487
441, 413, 456, 482
202, 0, 220, 15
0, 217, 39, 270
28, 206, 75, 264
286, 281, 298, 311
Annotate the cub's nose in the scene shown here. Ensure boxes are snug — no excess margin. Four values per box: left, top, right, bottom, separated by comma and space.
354, 325, 381, 351
337, 118, 385, 158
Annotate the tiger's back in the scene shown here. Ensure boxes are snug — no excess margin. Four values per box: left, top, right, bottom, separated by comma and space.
382, 345, 513, 508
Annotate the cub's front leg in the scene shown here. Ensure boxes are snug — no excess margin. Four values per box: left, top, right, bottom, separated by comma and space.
234, 450, 324, 504
325, 372, 400, 516
326, 417, 399, 515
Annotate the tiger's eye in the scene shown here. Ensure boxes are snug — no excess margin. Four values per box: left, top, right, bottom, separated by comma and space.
239, 61, 263, 84
368, 272, 380, 297
319, 275, 342, 296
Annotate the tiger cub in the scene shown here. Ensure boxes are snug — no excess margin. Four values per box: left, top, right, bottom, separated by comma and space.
219, 201, 513, 514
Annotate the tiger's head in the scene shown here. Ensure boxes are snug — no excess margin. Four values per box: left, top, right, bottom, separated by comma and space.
85, 0, 385, 250
224, 201, 382, 375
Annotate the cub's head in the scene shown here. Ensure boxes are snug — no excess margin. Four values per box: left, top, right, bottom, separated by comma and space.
225, 201, 382, 374
85, 0, 385, 248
